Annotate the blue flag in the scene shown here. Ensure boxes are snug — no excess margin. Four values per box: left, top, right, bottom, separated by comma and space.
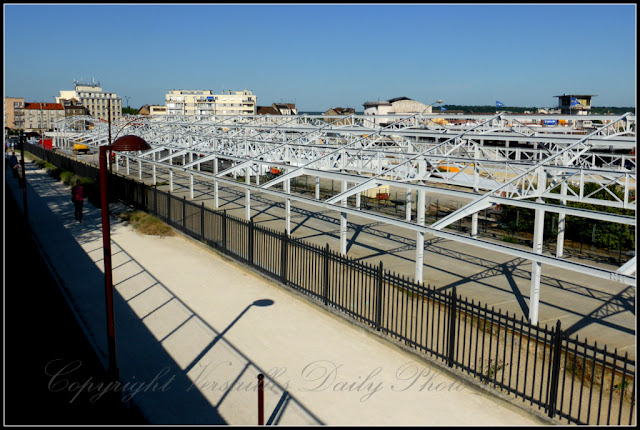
570, 97, 582, 107
496, 101, 504, 108
441, 106, 447, 111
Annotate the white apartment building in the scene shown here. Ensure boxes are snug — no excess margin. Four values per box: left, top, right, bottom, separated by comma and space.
165, 89, 257, 117
57, 80, 122, 123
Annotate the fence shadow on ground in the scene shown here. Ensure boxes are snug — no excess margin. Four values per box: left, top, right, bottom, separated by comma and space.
9, 161, 322, 425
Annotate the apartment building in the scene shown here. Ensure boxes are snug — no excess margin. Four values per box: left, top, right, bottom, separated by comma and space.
165, 89, 257, 116
4, 97, 25, 129
57, 80, 122, 123
23, 103, 65, 132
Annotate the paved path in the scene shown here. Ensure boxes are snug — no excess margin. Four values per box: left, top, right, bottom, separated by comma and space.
6, 156, 553, 425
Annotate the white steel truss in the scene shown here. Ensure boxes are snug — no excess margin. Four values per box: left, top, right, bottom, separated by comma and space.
53, 112, 636, 324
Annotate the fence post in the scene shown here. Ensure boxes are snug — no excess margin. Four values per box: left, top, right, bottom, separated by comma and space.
323, 243, 330, 305
182, 196, 187, 229
201, 202, 205, 241
280, 231, 288, 285
375, 261, 384, 331
547, 319, 563, 418
249, 219, 254, 265
447, 286, 457, 367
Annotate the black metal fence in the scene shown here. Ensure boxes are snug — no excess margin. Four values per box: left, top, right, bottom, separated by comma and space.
25, 143, 636, 425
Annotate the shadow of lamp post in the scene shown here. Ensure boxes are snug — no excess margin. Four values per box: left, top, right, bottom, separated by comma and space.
99, 134, 151, 382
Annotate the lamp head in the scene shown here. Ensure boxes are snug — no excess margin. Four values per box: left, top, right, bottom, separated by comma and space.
112, 135, 151, 152
436, 99, 444, 104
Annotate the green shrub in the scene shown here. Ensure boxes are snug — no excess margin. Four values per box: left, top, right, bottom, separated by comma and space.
117, 210, 174, 236
60, 171, 74, 185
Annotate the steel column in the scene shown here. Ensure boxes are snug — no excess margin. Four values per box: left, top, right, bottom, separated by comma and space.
214, 156, 219, 209
245, 167, 251, 220
415, 189, 426, 281
556, 181, 567, 258
471, 212, 478, 238
529, 169, 547, 324
405, 190, 412, 222
285, 178, 291, 234
190, 173, 194, 200
340, 180, 348, 255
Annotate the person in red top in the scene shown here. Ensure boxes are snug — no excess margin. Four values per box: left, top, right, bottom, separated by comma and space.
71, 180, 85, 222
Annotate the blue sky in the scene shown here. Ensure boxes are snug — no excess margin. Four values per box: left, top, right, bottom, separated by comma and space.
3, 4, 636, 111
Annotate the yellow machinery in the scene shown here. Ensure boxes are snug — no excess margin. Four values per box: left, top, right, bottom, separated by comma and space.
73, 142, 90, 154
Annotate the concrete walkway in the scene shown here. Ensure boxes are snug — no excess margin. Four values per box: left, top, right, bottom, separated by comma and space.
6, 158, 552, 425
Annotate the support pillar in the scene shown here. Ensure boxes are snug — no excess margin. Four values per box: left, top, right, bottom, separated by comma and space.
415, 189, 426, 282
405, 190, 412, 221
115, 154, 119, 172
153, 164, 157, 185
170, 168, 174, 192
214, 157, 219, 209
315, 177, 320, 199
126, 156, 130, 175
471, 212, 478, 238
340, 180, 348, 255
556, 181, 567, 258
529, 168, 547, 325
285, 179, 291, 234
138, 159, 142, 180
245, 167, 251, 220
356, 192, 361, 210
529, 203, 545, 325
190, 173, 194, 200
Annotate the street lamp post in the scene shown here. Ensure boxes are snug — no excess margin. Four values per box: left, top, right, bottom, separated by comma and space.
420, 99, 444, 116
99, 134, 151, 382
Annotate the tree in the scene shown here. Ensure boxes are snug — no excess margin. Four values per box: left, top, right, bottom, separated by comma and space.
122, 107, 138, 115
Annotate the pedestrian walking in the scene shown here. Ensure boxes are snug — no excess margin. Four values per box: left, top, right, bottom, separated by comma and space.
8, 152, 19, 178
71, 180, 85, 222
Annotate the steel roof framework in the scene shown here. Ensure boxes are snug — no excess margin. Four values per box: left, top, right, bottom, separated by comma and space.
52, 112, 636, 324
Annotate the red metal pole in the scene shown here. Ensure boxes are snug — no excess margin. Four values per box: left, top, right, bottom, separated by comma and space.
257, 373, 264, 425
19, 133, 28, 221
100, 145, 119, 382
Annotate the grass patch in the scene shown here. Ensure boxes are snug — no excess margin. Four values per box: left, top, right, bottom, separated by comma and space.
60, 170, 74, 185
117, 210, 174, 237
501, 235, 519, 244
